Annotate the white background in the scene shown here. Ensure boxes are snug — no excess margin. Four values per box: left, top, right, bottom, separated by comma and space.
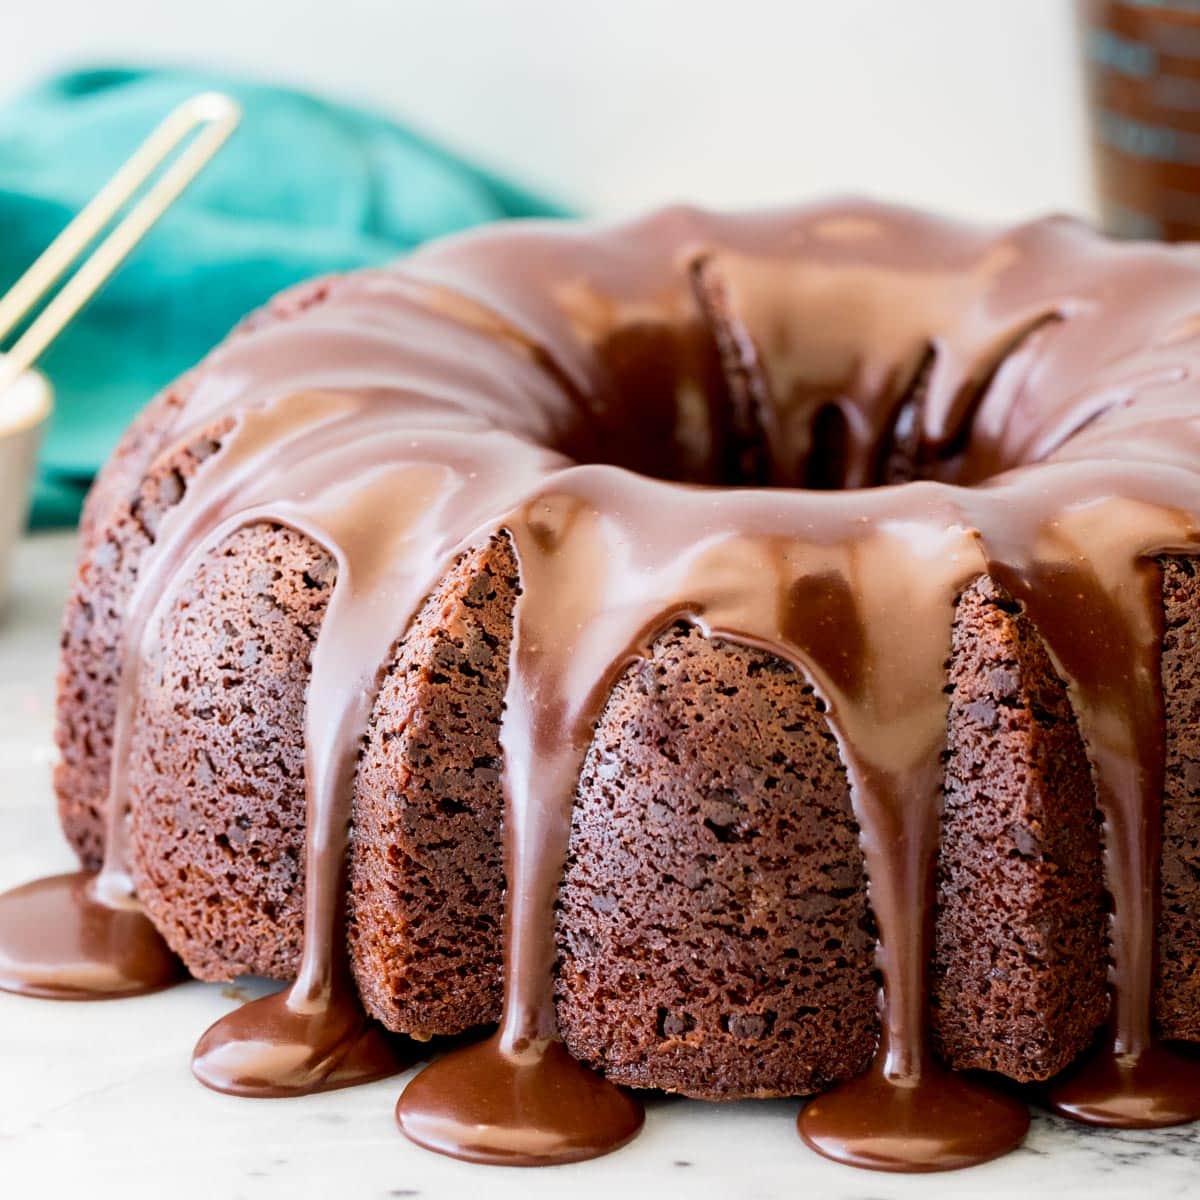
3, 0, 1093, 223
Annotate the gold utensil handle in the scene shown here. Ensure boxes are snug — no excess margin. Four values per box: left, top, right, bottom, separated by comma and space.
0, 91, 242, 392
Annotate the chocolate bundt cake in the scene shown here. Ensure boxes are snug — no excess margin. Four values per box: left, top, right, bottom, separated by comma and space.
4, 199, 1200, 1171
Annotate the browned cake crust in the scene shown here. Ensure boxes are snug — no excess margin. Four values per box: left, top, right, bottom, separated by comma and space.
555, 625, 877, 1099
126, 523, 331, 981
347, 535, 519, 1040
1158, 557, 1200, 1040
55, 390, 226, 870
932, 577, 1108, 1080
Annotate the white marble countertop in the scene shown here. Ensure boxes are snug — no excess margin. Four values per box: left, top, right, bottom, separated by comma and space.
2, 531, 1197, 1199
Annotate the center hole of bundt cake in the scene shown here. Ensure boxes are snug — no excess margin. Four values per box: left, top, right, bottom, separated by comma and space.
605, 262, 1054, 493
565, 351, 934, 494
566, 268, 973, 492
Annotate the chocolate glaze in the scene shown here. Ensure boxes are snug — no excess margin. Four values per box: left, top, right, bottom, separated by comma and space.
192, 981, 413, 1098
396, 1038, 643, 1166
0, 871, 183, 999
3, 201, 1200, 1170
799, 1066, 1030, 1173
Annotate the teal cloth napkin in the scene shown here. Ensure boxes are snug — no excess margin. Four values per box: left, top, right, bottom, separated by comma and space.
0, 67, 566, 526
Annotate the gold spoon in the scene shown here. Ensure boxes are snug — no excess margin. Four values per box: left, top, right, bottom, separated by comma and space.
0, 91, 242, 398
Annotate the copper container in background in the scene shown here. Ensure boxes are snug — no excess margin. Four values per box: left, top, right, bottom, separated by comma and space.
1080, 1, 1200, 241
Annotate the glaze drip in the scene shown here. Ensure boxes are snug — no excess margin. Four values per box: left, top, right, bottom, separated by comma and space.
0, 871, 183, 1000
3, 201, 1200, 1172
